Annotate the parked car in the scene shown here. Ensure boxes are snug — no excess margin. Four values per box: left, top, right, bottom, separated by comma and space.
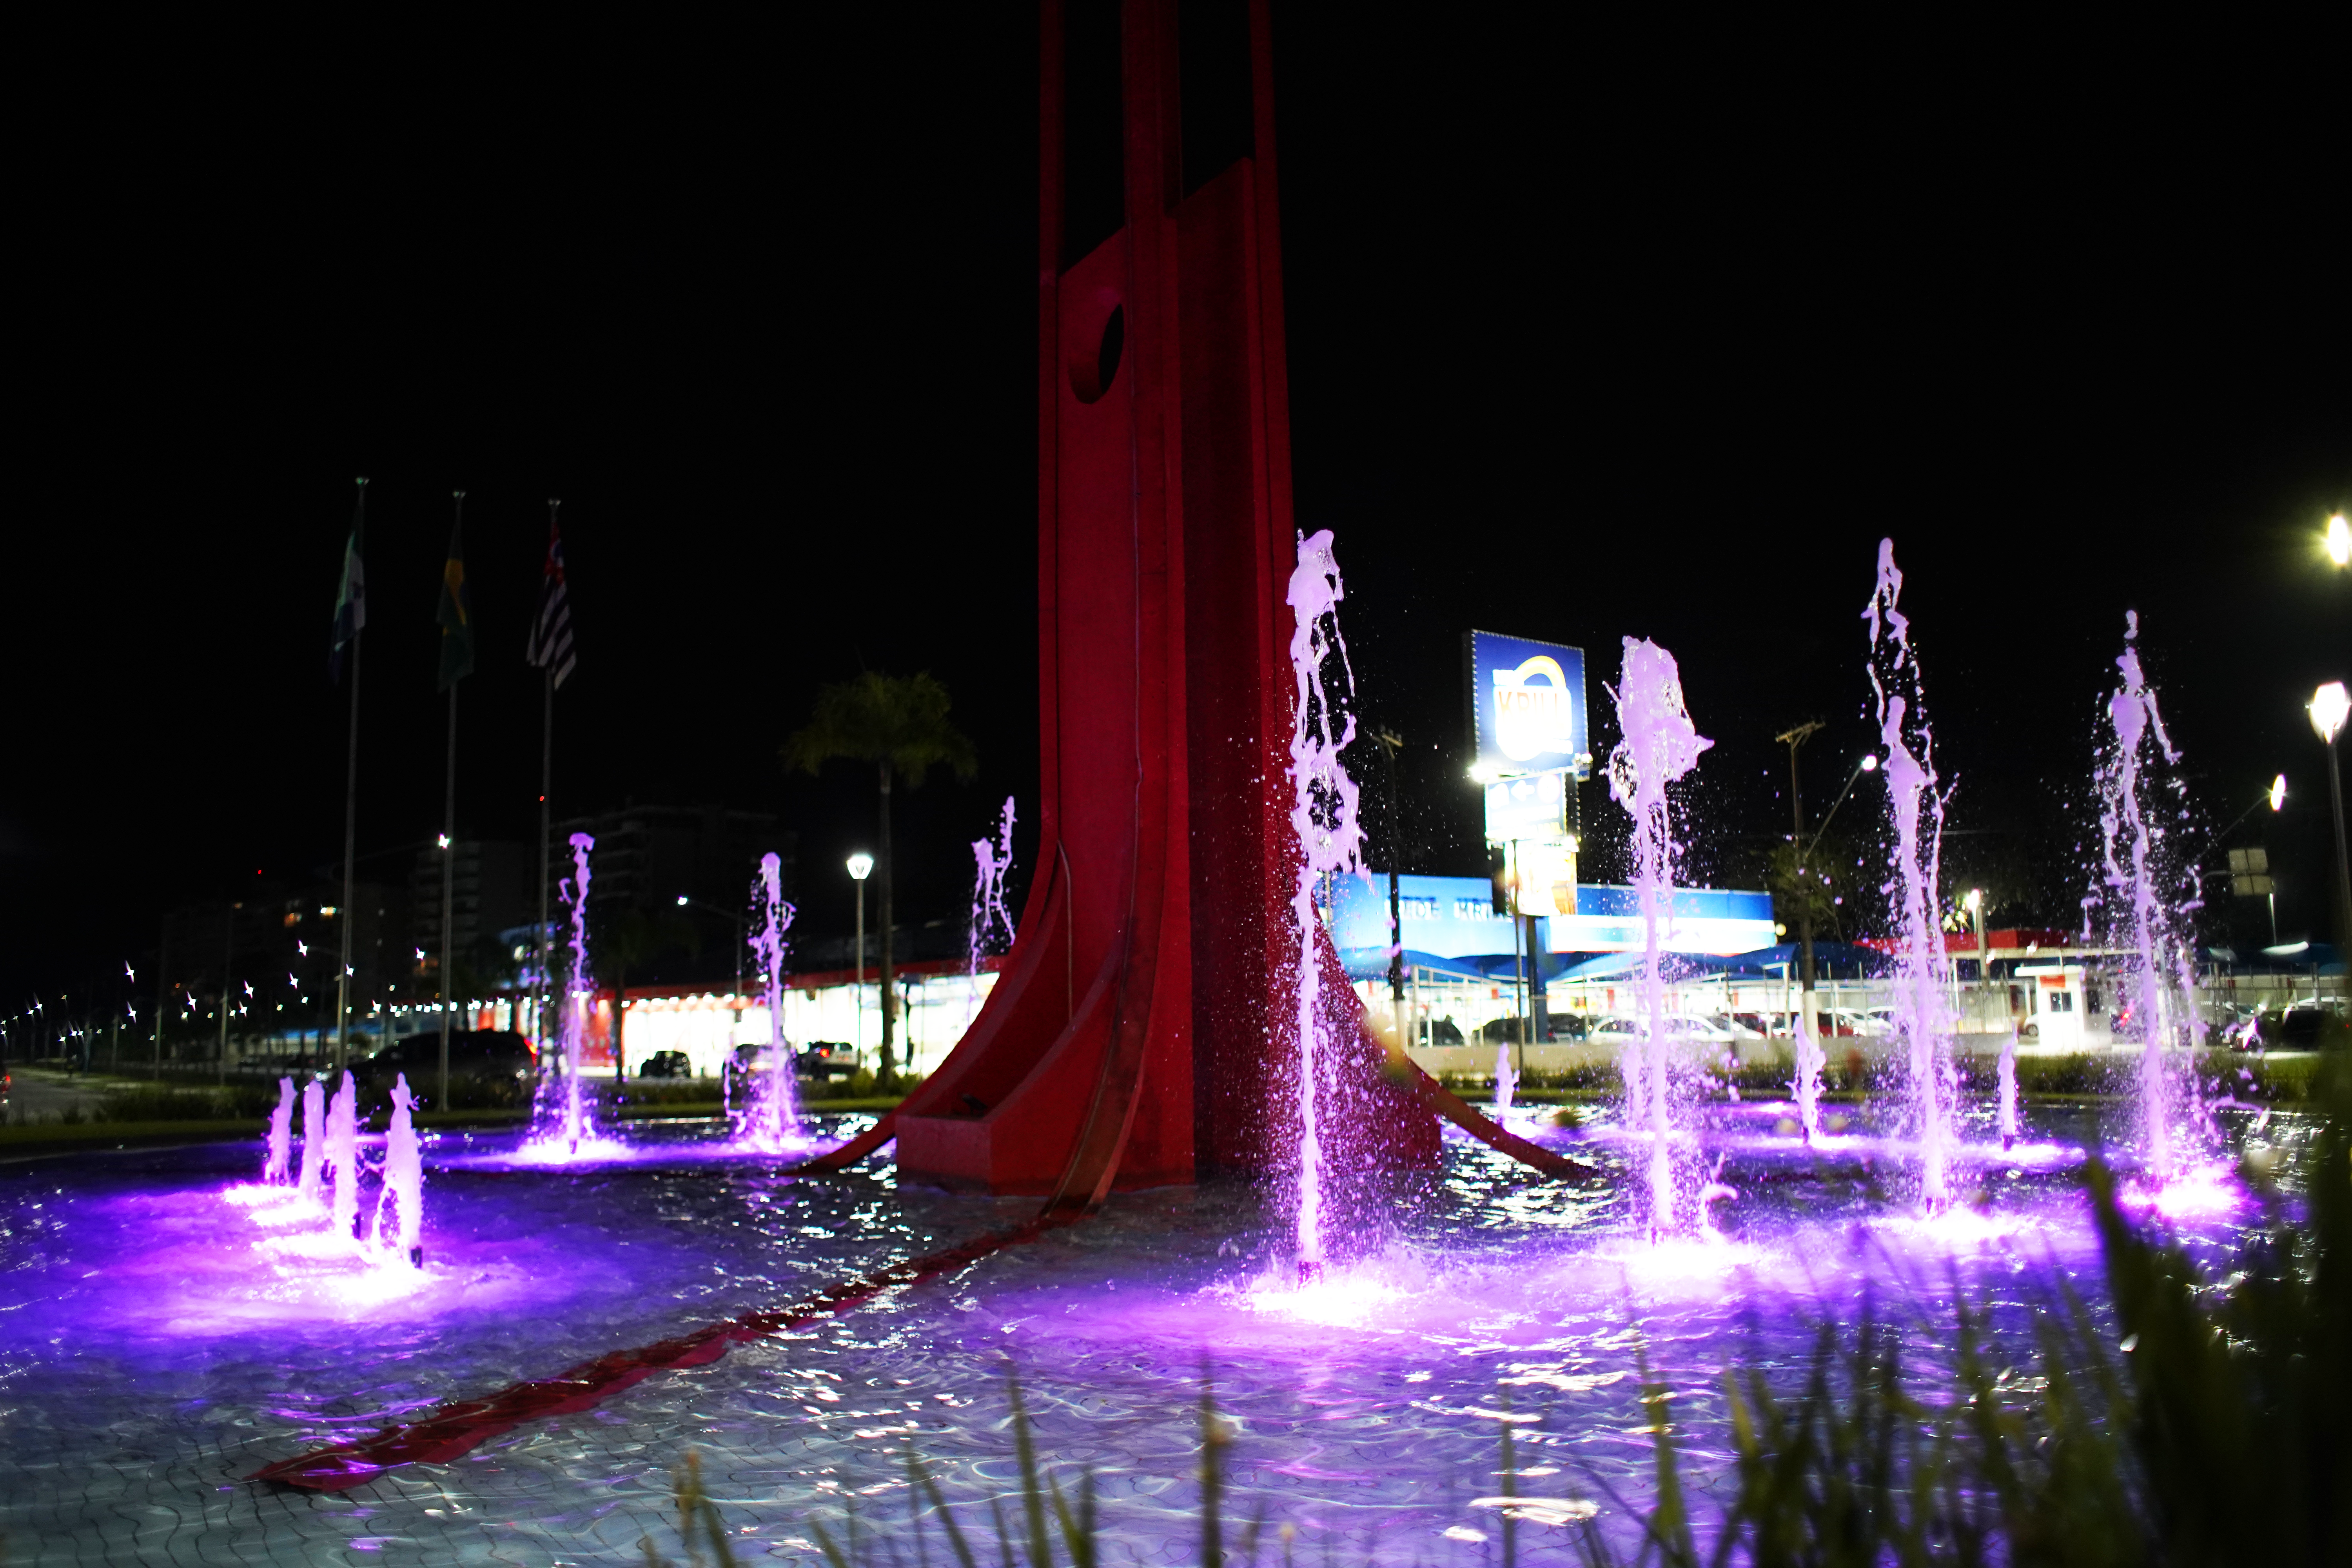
638, 1049, 693, 1079
2257, 1002, 2345, 1050
1421, 1017, 1466, 1047
354, 1030, 535, 1105
1474, 1015, 1585, 1045
795, 1041, 861, 1080
1588, 1015, 1733, 1045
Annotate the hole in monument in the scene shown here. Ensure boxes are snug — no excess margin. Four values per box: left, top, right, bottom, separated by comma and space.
1068, 301, 1125, 405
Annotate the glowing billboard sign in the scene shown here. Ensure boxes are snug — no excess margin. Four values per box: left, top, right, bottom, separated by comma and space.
1484, 769, 1568, 843
1465, 630, 1589, 777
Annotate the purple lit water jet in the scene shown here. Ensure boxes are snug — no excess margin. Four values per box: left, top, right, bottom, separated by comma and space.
969, 795, 1018, 975
265, 1076, 294, 1185
1493, 1042, 1518, 1115
296, 1076, 325, 1203
2093, 612, 2207, 1182
733, 851, 805, 1152
1284, 528, 1367, 1280
326, 1071, 358, 1240
966, 797, 1018, 1043
1864, 540, 1958, 1212
373, 1073, 424, 1267
1605, 636, 1712, 1241
1791, 1017, 1827, 1145
529, 832, 608, 1157
1998, 1027, 2020, 1151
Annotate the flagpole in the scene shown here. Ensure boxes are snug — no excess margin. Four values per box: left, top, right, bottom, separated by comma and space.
538, 661, 553, 1063
537, 499, 559, 1077
440, 489, 464, 1111
336, 477, 366, 1075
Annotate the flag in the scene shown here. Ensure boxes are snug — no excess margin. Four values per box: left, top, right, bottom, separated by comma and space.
525, 503, 577, 690
436, 496, 475, 690
330, 481, 366, 681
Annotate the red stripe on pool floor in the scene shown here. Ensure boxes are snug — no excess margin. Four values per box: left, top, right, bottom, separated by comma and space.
245, 1220, 1051, 1491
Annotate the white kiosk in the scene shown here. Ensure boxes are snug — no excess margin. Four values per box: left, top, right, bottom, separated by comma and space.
2016, 962, 2086, 1048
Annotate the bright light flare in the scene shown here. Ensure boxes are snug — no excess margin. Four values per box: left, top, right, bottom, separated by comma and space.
2311, 681, 2350, 746
2120, 1164, 2242, 1220
2269, 773, 2288, 811
846, 853, 874, 881
2327, 512, 2350, 567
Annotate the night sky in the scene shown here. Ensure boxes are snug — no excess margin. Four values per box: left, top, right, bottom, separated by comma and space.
9, 13, 2346, 1022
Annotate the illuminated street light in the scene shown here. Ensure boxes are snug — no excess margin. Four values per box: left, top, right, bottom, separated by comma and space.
2310, 681, 2351, 962
2314, 682, 2351, 746
2270, 773, 2288, 812
847, 853, 875, 1058
2327, 512, 2350, 568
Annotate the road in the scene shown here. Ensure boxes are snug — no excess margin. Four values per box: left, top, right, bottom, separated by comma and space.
3, 1067, 115, 1120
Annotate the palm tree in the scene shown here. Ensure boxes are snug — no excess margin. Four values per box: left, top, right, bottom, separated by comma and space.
782, 671, 977, 1062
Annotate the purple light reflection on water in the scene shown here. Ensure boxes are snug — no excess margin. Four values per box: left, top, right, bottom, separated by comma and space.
0, 1107, 2299, 1564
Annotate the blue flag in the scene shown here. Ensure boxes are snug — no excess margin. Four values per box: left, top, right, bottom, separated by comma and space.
330, 479, 367, 682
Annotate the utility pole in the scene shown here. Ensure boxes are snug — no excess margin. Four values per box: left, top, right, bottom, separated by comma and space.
335, 477, 366, 1074
218, 904, 234, 1084
1775, 721, 1825, 1036
1369, 728, 1408, 1049
154, 920, 169, 1079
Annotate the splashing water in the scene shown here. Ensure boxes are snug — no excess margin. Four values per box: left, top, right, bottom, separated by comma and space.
1998, 1026, 2020, 1151
735, 852, 803, 1152
1791, 1011, 1828, 1145
295, 1078, 325, 1203
967, 796, 1018, 1028
373, 1073, 424, 1267
1493, 1043, 1518, 1115
1864, 540, 1958, 1212
1285, 529, 1368, 1279
326, 1071, 359, 1241
264, 1077, 294, 1185
2093, 612, 2206, 1181
968, 796, 1018, 976
1606, 637, 1713, 1241
532, 833, 603, 1155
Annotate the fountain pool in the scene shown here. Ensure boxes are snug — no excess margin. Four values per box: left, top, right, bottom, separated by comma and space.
0, 1099, 2301, 1564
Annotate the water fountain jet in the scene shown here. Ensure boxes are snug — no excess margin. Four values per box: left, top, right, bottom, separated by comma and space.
2093, 612, 2208, 1183
1284, 528, 1367, 1279
265, 1077, 294, 1185
734, 852, 804, 1152
1865, 541, 1958, 1212
1606, 636, 1712, 1242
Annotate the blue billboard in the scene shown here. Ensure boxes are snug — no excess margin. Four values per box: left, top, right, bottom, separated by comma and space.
1464, 630, 1590, 776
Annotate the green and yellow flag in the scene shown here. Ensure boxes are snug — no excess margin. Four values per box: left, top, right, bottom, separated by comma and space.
437, 492, 475, 690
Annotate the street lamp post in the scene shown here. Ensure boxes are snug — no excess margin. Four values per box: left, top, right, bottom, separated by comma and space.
1775, 726, 1879, 1038
2310, 681, 2351, 976
1773, 722, 1826, 1033
1967, 888, 1987, 1025
847, 853, 874, 1059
